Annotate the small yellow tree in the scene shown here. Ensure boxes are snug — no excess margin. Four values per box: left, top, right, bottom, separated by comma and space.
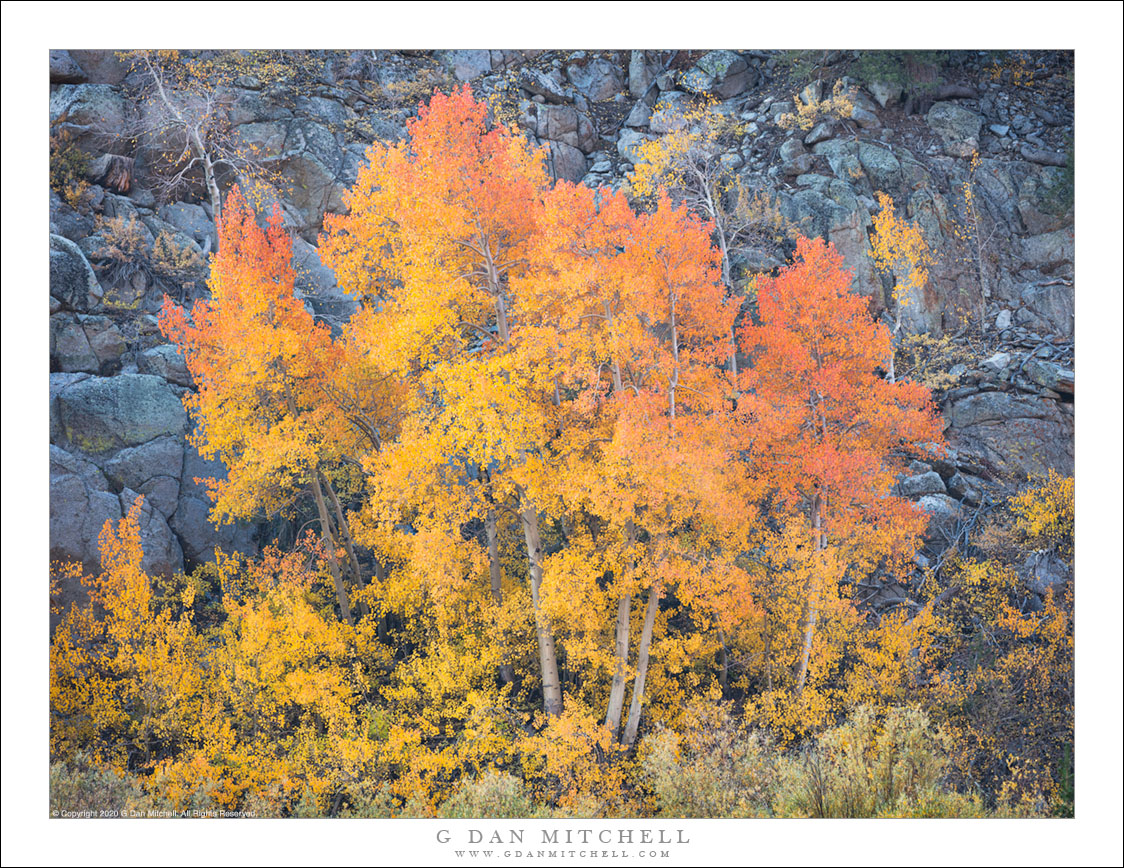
868, 191, 933, 382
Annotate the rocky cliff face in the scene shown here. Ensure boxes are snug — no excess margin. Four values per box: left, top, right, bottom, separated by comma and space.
48, 49, 1074, 593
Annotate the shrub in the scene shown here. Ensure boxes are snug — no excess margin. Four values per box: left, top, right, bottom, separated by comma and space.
774, 705, 967, 818
777, 81, 854, 132
49, 754, 149, 817
50, 115, 93, 211
437, 772, 543, 819
638, 701, 775, 817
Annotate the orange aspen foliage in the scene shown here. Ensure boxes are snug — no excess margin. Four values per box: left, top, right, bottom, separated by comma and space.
519, 184, 750, 743
161, 187, 366, 624
321, 85, 567, 715
739, 236, 944, 714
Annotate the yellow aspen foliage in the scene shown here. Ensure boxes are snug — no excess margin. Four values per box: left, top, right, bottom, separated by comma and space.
1009, 470, 1074, 562
870, 190, 933, 314
776, 80, 855, 131
50, 498, 209, 772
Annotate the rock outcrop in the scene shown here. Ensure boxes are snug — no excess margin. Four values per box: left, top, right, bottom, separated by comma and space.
48, 49, 1075, 605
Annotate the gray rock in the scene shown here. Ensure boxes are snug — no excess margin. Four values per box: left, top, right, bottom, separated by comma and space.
281, 151, 347, 228
172, 442, 259, 564
918, 494, 961, 529
67, 50, 130, 85
898, 471, 947, 497
56, 374, 187, 455
50, 50, 87, 84
980, 351, 1011, 377
679, 68, 714, 95
137, 344, 194, 388
566, 59, 622, 102
624, 100, 652, 128
545, 141, 587, 183
533, 104, 597, 153
158, 202, 217, 251
1023, 359, 1074, 395
629, 51, 657, 99
104, 436, 185, 518
50, 234, 103, 312
50, 190, 97, 242
989, 124, 1011, 137
696, 50, 753, 98
1017, 168, 1071, 235
777, 180, 881, 300
780, 138, 814, 176
1020, 146, 1067, 167
50, 372, 91, 443
48, 84, 127, 150
1019, 282, 1073, 337
946, 472, 985, 505
1022, 551, 1069, 596
118, 488, 184, 577
222, 87, 294, 127
50, 314, 99, 373
446, 49, 492, 82
868, 81, 902, 109
995, 309, 1013, 330
849, 107, 881, 129
857, 143, 902, 192
697, 50, 741, 80
799, 81, 823, 106
235, 120, 289, 156
127, 186, 157, 209
648, 91, 692, 135
779, 138, 806, 162
518, 68, 568, 104
50, 446, 123, 584
926, 102, 982, 156
803, 120, 837, 145
617, 129, 650, 164
1019, 228, 1074, 273
80, 315, 126, 370
945, 391, 1073, 477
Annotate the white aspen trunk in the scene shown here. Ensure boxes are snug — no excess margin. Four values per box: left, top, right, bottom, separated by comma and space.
604, 591, 632, 737
486, 507, 515, 684
604, 300, 624, 395
622, 579, 662, 747
794, 495, 824, 695
521, 504, 564, 717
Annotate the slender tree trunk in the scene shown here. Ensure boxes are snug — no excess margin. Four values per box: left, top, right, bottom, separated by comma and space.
717, 628, 728, 692
794, 495, 824, 695
486, 507, 515, 685
606, 520, 637, 736
764, 604, 774, 692
198, 143, 222, 226
622, 579, 662, 747
605, 591, 632, 737
323, 474, 369, 617
604, 301, 624, 395
521, 504, 564, 716
373, 558, 391, 644
311, 472, 353, 627
667, 294, 679, 421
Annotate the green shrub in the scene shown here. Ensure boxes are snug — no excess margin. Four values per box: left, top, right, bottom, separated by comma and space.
437, 772, 545, 819
639, 701, 775, 818
49, 754, 149, 817
774, 705, 963, 818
